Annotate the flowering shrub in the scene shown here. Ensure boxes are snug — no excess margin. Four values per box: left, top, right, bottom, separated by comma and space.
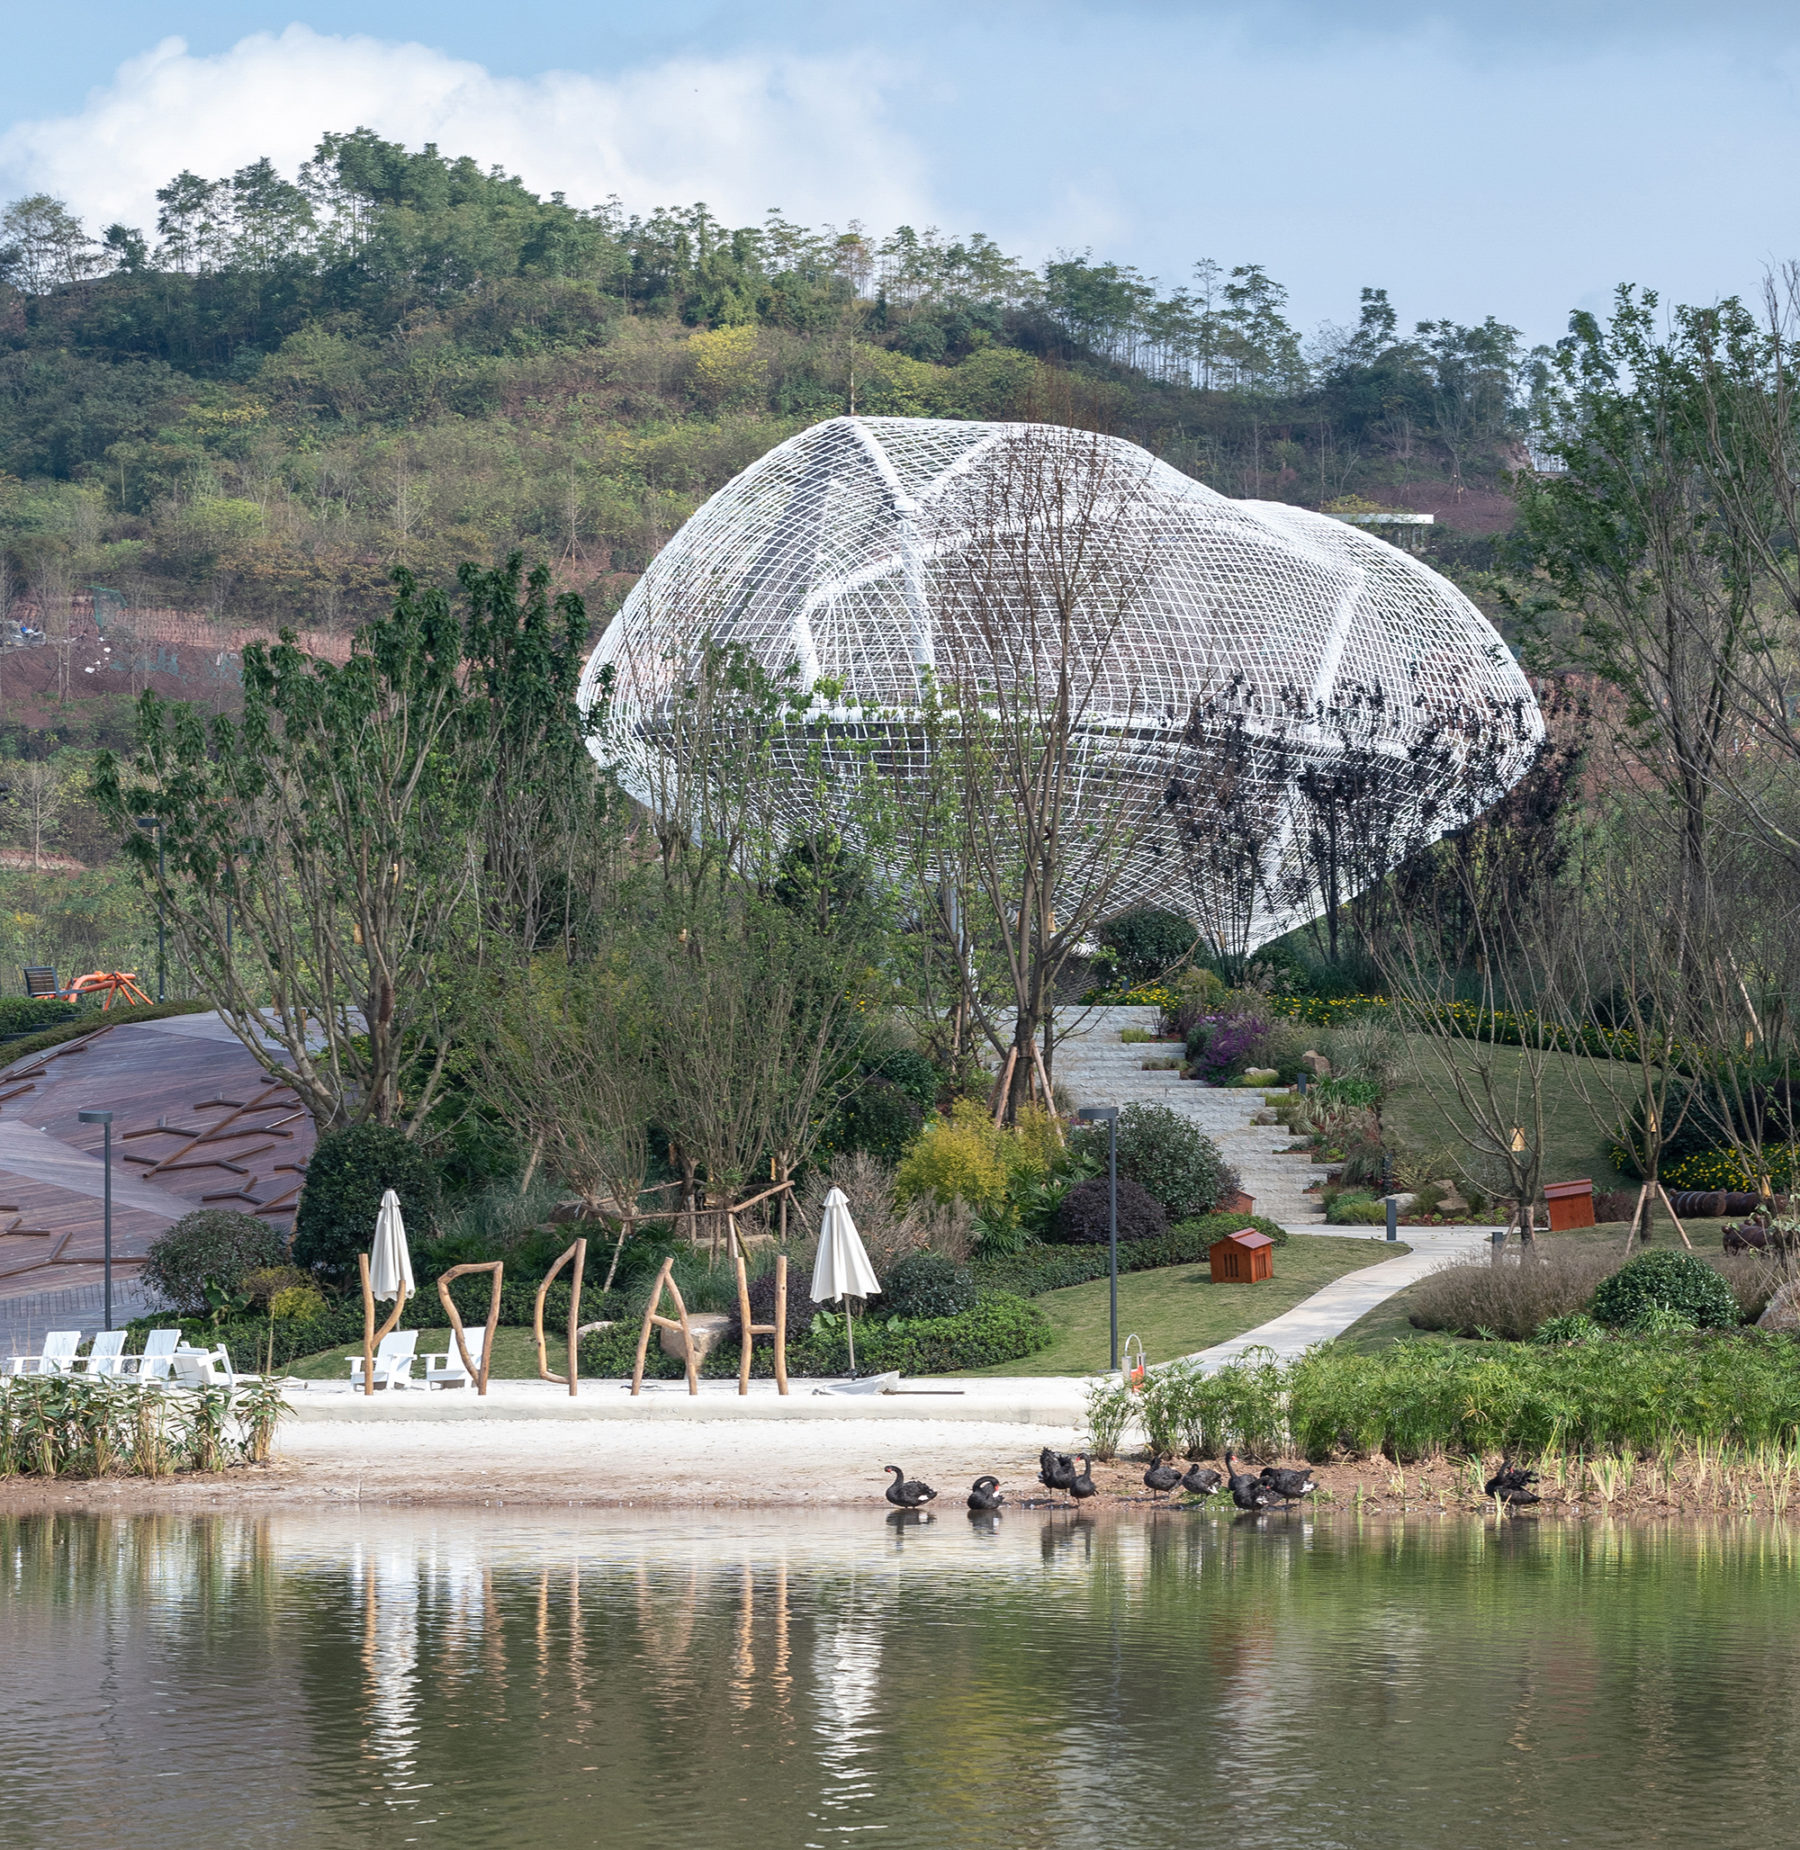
1187, 1012, 1270, 1079
1637, 1147, 1797, 1193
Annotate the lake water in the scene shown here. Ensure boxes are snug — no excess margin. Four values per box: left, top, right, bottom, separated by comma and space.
4, 1504, 1796, 1848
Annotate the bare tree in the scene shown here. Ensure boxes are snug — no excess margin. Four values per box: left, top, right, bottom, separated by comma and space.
486, 956, 660, 1291
1378, 839, 1575, 1246
923, 426, 1165, 1119
6, 761, 67, 870
1543, 805, 1701, 1247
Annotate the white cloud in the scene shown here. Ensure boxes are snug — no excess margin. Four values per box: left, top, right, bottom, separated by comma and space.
0, 25, 934, 234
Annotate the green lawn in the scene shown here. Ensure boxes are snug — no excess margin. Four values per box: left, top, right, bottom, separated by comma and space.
1382, 1035, 1637, 1194
1329, 1215, 1737, 1355
284, 1324, 582, 1382
955, 1234, 1408, 1376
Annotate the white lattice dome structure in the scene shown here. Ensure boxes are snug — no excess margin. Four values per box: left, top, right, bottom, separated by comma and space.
579, 416, 1543, 951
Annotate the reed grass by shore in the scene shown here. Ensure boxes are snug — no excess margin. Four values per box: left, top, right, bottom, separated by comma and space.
0, 1375, 288, 1478
1085, 1331, 1800, 1467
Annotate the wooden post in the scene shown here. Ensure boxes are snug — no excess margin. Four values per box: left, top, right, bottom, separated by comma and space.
1029, 1040, 1066, 1144
735, 1250, 754, 1397
1624, 1180, 1652, 1250
774, 1253, 788, 1396
631, 1255, 699, 1397
437, 1260, 503, 1396
991, 1045, 1018, 1124
360, 1251, 374, 1398
566, 1237, 585, 1396
1655, 1180, 1694, 1251
533, 1239, 588, 1396
359, 1251, 408, 1397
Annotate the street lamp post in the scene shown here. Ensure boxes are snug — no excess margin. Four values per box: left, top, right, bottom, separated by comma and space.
134, 816, 165, 1002
1077, 1105, 1121, 1373
78, 1109, 114, 1331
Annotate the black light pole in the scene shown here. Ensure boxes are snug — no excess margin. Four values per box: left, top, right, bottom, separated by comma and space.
1078, 1105, 1121, 1373
135, 815, 165, 1002
79, 1109, 114, 1330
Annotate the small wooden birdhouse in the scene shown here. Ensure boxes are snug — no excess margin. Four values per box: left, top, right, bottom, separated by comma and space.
1209, 1228, 1275, 1284
1543, 1178, 1596, 1232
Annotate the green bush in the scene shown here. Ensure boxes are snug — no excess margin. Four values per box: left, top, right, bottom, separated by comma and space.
579, 1289, 1051, 1378
1097, 907, 1197, 986
1072, 1101, 1236, 1219
820, 1078, 924, 1164
882, 1250, 977, 1320
1289, 1332, 1800, 1461
142, 1209, 290, 1316
1533, 1312, 1606, 1345
1327, 1192, 1388, 1226
1055, 1175, 1166, 1244
1589, 1250, 1741, 1332
292, 1124, 443, 1284
0, 996, 76, 1036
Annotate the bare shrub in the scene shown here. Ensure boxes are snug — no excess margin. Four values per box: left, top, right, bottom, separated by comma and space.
1407, 1245, 1622, 1340
806, 1151, 974, 1268
1710, 1252, 1784, 1323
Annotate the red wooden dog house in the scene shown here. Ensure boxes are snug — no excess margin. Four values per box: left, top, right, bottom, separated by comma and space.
1209, 1228, 1275, 1283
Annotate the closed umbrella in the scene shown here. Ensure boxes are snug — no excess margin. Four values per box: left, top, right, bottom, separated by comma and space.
370, 1189, 415, 1302
359, 1189, 415, 1396
810, 1185, 881, 1377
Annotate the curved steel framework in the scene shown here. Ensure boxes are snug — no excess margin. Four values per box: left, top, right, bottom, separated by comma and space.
579, 416, 1544, 951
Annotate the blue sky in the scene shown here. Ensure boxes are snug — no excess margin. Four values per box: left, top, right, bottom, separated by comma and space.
4, 2, 1797, 344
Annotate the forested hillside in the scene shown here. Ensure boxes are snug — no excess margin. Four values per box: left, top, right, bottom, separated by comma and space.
1, 129, 1545, 639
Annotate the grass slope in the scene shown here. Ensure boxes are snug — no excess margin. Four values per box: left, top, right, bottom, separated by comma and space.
957, 1234, 1407, 1376
1383, 1036, 1637, 1194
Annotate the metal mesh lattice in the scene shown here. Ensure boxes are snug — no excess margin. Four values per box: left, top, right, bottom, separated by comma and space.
579, 416, 1543, 950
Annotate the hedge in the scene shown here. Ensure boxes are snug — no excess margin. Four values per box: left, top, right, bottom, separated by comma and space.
578, 1290, 1051, 1380
0, 999, 212, 1072
973, 1213, 1291, 1297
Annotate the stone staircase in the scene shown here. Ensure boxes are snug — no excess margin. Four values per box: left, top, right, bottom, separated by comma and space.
1049, 1005, 1328, 1228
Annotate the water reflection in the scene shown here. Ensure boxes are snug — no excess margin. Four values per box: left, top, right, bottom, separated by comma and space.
4, 1507, 1800, 1848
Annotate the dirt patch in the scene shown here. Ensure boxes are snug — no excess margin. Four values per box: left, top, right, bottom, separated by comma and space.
3, 1429, 1793, 1519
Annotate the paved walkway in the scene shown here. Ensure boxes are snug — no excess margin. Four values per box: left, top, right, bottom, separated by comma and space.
1185, 1228, 1490, 1367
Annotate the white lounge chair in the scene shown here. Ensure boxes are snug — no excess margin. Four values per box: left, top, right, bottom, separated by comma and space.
70, 1330, 128, 1376
346, 1329, 419, 1391
117, 1329, 182, 1381
3, 1330, 82, 1377
171, 1346, 261, 1391
421, 1327, 484, 1389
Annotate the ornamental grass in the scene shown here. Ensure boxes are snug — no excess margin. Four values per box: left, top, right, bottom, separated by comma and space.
1085, 1334, 1800, 1466
0, 1374, 289, 1478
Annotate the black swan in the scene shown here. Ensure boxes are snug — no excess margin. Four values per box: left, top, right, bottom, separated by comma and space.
1224, 1451, 1273, 1511
967, 1475, 1006, 1512
1038, 1448, 1077, 1493
884, 1465, 938, 1508
1484, 1459, 1540, 1507
1259, 1464, 1316, 1507
1143, 1454, 1184, 1500
1069, 1455, 1098, 1501
1180, 1464, 1222, 1497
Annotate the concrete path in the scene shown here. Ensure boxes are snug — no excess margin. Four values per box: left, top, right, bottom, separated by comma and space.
1185, 1228, 1491, 1369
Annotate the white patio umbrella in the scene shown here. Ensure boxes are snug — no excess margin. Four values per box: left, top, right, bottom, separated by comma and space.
358, 1189, 415, 1397
370, 1189, 415, 1302
811, 1186, 881, 1377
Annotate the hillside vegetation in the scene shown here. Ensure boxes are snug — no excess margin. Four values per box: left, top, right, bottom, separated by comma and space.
0, 129, 1540, 635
